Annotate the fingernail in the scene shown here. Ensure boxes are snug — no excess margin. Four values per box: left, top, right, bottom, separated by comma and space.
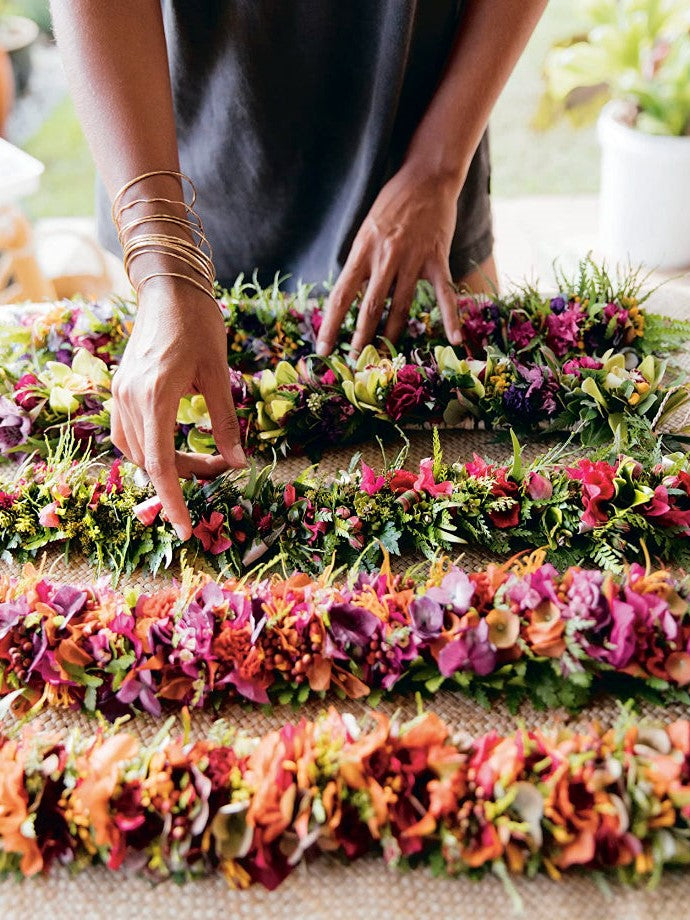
315, 340, 328, 357
451, 330, 462, 345
230, 445, 247, 467
174, 523, 190, 541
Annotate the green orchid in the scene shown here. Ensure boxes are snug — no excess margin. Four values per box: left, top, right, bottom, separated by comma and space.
42, 348, 112, 415
177, 395, 216, 453
255, 361, 302, 439
340, 346, 397, 416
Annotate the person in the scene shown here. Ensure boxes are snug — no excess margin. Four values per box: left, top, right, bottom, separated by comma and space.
51, 0, 546, 540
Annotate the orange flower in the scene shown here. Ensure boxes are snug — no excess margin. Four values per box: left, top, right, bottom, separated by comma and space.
70, 734, 139, 851
0, 739, 42, 876
525, 600, 566, 657
485, 607, 520, 649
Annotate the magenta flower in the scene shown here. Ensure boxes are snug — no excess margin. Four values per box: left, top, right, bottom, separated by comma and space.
193, 512, 232, 555
606, 599, 637, 669
13, 373, 42, 411
438, 620, 496, 677
361, 461, 386, 496
385, 365, 428, 421
414, 458, 453, 497
545, 309, 581, 356
508, 317, 537, 350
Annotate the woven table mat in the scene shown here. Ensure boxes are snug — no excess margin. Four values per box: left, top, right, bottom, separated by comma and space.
2, 287, 690, 919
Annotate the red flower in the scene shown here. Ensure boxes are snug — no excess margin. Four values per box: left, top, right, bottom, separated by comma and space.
385, 365, 428, 421
283, 484, 296, 507
389, 469, 418, 494
488, 470, 520, 528
193, 511, 232, 555
566, 459, 617, 528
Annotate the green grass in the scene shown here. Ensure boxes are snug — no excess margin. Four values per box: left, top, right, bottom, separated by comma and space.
23, 95, 95, 218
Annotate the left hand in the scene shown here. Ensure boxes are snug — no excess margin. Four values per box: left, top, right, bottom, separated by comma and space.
316, 165, 463, 357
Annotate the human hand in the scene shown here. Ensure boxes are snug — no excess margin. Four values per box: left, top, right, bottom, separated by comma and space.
316, 166, 463, 357
111, 277, 246, 540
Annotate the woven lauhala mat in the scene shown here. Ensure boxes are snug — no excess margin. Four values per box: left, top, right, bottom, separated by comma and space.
1, 286, 690, 919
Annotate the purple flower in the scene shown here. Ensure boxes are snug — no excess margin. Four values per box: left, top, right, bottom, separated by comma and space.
327, 603, 380, 648
409, 596, 444, 640
438, 621, 496, 677
549, 295, 567, 314
116, 669, 162, 716
0, 396, 31, 452
35, 583, 87, 626
425, 568, 474, 612
0, 597, 28, 640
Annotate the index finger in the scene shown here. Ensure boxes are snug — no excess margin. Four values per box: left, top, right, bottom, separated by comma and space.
316, 255, 367, 357
144, 405, 192, 541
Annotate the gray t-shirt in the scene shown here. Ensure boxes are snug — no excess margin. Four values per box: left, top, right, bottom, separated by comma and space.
98, 0, 493, 288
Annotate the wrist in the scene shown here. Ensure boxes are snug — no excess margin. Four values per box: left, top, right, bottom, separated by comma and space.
400, 140, 472, 200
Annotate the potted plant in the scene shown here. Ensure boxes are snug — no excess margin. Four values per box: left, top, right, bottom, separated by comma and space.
0, 2, 40, 96
537, 0, 690, 270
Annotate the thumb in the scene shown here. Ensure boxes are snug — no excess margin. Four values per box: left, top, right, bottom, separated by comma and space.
202, 367, 246, 468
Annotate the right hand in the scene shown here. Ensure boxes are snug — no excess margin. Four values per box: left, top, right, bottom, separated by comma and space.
111, 276, 246, 540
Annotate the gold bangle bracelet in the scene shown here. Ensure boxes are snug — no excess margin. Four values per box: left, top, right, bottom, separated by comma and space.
135, 271, 217, 301
111, 169, 197, 223
123, 243, 215, 288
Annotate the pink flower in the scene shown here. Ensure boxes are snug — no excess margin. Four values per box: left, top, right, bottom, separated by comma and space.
38, 501, 61, 529
465, 454, 492, 478
283, 484, 297, 507
133, 496, 163, 527
526, 472, 553, 501
414, 458, 453, 498
566, 459, 617, 528
193, 511, 232, 555
361, 462, 386, 496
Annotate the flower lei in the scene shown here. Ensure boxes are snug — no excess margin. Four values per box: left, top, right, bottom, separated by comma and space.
2, 553, 690, 718
2, 262, 689, 460
1, 707, 690, 891
1, 436, 690, 577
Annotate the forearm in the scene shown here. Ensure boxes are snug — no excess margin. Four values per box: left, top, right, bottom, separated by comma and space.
50, 0, 193, 285
404, 0, 547, 192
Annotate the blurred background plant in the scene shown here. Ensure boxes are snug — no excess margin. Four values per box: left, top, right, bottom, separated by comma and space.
537, 0, 690, 136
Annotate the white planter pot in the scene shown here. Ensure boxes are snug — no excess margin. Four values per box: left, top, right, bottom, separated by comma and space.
597, 101, 690, 270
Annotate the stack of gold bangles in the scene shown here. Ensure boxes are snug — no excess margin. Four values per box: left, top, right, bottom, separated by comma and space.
112, 169, 216, 299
